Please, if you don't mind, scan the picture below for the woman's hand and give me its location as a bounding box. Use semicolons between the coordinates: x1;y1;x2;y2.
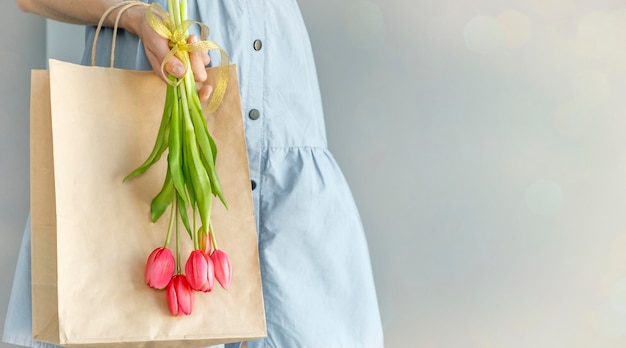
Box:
15;1;213;101
125;5;213;102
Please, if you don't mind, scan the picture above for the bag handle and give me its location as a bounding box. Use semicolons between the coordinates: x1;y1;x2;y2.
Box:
92;1;149;67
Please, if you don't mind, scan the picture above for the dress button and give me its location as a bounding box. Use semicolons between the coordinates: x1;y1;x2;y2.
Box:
251;180;257;191
253;39;263;51
248;109;261;120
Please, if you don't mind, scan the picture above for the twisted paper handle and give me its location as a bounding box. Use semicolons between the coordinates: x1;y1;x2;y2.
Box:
92;1;149;68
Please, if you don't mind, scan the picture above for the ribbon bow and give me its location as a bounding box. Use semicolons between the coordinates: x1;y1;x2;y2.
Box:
146;3;229;113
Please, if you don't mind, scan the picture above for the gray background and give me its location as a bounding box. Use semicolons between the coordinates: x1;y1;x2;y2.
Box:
4;0;626;347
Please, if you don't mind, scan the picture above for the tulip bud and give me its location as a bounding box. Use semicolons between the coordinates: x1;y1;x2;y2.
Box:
145;247;176;290
211;249;232;290
184;250;214;292
166;275;195;316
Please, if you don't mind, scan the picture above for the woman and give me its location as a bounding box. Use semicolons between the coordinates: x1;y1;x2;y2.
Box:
4;1;383;347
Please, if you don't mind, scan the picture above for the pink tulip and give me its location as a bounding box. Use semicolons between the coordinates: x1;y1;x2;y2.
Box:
166;275;195;316
144;247;175;290
185;250;214;292
211;249;232;290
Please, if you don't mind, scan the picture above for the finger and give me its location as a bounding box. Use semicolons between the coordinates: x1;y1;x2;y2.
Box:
147;49;186;81
198;84;213;103
187;34;209;67
188;35;208;83
164;56;186;78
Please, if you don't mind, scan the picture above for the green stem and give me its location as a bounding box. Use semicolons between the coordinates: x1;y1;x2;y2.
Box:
170;0;182;26
163;190;176;248
209;222;218;252
183;59;197;108
180;0;188;23
192;206;199;251
175;195;181;274
168;0;177;25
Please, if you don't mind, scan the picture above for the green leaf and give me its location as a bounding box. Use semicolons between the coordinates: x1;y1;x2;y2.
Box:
206;132;227;209
181;136;196;206
123;88;173;182
188;101;228;209
177;192;193;240
168;86;188;205
150;169;174;222
181;104;212;233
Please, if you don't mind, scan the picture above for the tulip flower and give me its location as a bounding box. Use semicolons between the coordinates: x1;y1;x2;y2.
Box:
145;247;176;290
166;274;195;316
211;249;232;290
185;250;214;292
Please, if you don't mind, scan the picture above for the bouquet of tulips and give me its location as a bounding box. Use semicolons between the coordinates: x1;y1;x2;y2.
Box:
124;0;232;316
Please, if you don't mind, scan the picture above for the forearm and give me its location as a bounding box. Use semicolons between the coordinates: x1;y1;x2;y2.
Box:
16;0;142;34
17;0;209;83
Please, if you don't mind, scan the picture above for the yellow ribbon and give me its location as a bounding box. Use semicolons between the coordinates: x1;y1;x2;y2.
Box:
146;3;229;113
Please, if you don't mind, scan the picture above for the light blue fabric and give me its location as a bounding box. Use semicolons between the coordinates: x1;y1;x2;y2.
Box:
3;1;383;347
2;217;59;348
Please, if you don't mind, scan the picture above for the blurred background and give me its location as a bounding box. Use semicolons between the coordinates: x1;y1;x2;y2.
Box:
3;0;626;347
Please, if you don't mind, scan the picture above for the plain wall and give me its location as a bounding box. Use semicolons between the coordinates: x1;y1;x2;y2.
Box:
5;1;626;347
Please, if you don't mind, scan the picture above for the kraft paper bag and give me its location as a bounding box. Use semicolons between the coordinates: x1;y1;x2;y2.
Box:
30;59;266;347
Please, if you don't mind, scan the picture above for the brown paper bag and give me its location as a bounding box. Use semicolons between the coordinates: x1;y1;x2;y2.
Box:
30;59;266;347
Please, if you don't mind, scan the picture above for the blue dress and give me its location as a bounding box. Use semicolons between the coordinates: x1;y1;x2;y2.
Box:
3;1;383;347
